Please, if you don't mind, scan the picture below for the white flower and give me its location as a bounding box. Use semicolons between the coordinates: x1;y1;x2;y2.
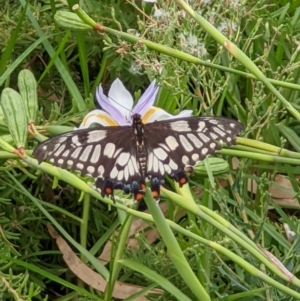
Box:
78;78;193;129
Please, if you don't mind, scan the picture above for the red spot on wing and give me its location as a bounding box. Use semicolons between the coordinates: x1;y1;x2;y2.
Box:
136;193;144;202
179;177;187;185
105;187;112;194
151;190;159;199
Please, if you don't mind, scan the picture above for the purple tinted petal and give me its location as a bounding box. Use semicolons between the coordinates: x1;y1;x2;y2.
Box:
96;85;127;125
133;80;159;116
108;78;133;119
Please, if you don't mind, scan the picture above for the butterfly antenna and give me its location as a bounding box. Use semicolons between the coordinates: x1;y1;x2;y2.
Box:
107;95;134;114
104;81;159;119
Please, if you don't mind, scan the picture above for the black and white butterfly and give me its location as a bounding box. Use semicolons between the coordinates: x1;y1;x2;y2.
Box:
33;114;243;201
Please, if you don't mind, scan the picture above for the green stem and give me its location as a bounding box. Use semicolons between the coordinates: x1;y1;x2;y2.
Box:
219;149;300;165
143;189;211;301
175;0;300;122
80;193;90;261
14;159;300;298
71;8;300;95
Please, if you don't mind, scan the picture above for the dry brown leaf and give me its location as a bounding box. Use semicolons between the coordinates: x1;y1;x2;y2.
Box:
269;175;297;199
47;224;162;300
37;87;60;103
258;245;294;281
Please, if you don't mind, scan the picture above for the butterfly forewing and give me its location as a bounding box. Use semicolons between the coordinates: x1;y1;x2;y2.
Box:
33;125;141;185
144;117;243;175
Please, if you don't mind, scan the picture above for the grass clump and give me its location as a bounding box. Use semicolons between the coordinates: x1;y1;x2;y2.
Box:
1;0;300;300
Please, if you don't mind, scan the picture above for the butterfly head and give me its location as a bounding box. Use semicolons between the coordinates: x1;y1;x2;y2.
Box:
131;113;143;124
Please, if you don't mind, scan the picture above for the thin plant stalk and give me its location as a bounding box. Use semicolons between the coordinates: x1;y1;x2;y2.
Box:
71;5;300;95
175;0;300;122
143;189;211;301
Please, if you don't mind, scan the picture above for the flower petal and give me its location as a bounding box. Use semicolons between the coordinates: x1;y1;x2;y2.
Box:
133;80;159;117
142;107;172;123
77;110;118;129
108;78;133;120
170;110;193;119
96;85;127;125
142;107;193;123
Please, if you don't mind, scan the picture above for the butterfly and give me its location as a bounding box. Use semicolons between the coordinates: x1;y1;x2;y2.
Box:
33;113;243;201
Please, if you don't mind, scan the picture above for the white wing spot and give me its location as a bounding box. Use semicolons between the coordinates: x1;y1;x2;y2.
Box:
164;164;172;174
213;127;226;137
124;166;129;181
159;143;170;151
71;135;81;146
113;148;123;158
159;161;165;175
182;155;189;165
227;137;232;142
87;130;107;143
192;153;199;161
198;133;210;143
58;158;64;164
53;144;61;152
217;124;225;130
50;158;54;163
98;165;104;176
165;136;179;151
208;119;218;125
187;133;203;148
153;156;159;173
67;160;73;166
62;150;70;157
169;159;178;170
153;147;168;160
170;120;191;132
179;135;193;152
42;145;47;151
132;158;139;173
116;152;130;167
128;159;135;176
104;143;116;158
201;148;208;155
76;163;84;170
198;121;206;131
91;145;101;163
210;133;218;140
110;166;118;179
58;137;67;143
148;152;154;169
87;166;95;174
71;147;82;159
54;145;66;157
210;143;216;149
230;123;236;128
117;170;124;181
80;145;93;162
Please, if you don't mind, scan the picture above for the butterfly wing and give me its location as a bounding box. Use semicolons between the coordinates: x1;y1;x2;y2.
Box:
33;125;143;199
33;115;243;201
144;116;243;186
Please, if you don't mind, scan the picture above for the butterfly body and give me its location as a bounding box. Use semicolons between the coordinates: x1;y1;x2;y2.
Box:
33;114;243;201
